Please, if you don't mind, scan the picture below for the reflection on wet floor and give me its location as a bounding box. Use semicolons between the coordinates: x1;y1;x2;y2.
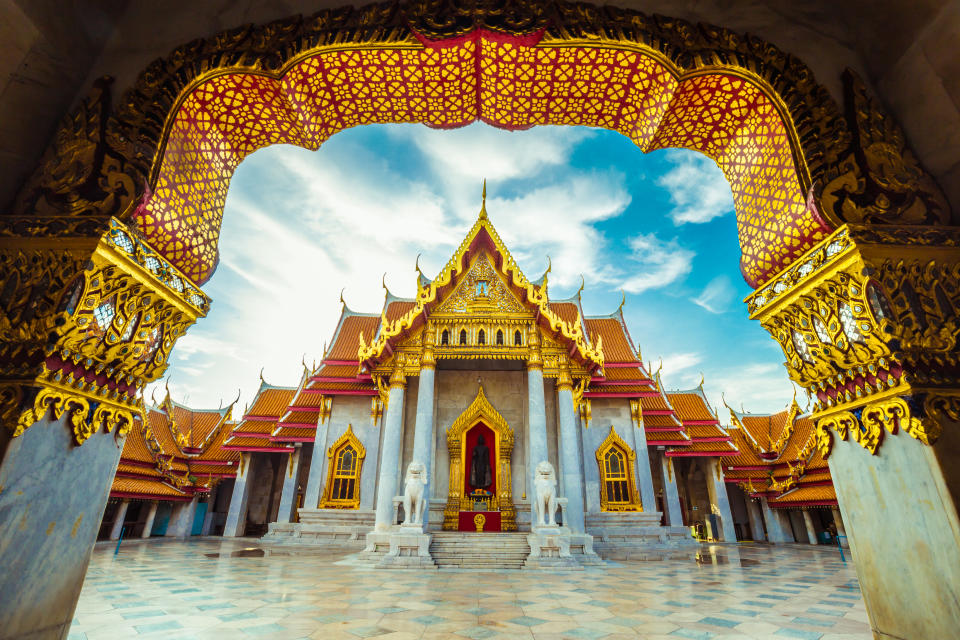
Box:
71;538;870;639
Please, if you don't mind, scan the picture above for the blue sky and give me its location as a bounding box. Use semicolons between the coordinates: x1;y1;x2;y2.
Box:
147;122;798;417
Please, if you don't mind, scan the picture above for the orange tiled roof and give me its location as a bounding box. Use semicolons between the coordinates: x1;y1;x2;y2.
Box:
643;414;684;428
111;477;187;499
549;301;581;326
246;386;296;417
315;364;360;378
281;410;320;424
668;392;719;423
584;317;637;362
272;427;317;440
600;366;652;382
385;300;416;322
770;484;837;506
329;314;381;361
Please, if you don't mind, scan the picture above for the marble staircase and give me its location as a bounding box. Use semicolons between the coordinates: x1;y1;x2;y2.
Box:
429;532;530;569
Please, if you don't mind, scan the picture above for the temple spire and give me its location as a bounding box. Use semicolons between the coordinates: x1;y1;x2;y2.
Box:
479;179;488;220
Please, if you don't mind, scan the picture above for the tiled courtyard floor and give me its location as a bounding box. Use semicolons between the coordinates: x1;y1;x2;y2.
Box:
69;539;869;640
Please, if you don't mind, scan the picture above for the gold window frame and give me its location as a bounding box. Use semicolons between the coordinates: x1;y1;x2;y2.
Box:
319;424;366;509
596;426;642;512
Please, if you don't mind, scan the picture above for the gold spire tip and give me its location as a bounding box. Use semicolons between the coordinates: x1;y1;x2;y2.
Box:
479;179;488;220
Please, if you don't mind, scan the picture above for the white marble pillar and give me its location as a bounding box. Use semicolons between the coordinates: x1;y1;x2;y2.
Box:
555;363;585;533
409;333;436;531
109;499;130;540
166;496;198;538
276;446;303;523
374;360;407;530
831;506;848;546
526;334;549;522
141;501;158;538
760;497;789;543
223;453;253;537
802;509;819;544
304;408;333;510
659;453;684;526
745;498;766;542
705;458;738;542
630;409;657;510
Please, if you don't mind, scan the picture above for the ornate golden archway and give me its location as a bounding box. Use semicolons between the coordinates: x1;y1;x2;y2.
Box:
442;384;516;531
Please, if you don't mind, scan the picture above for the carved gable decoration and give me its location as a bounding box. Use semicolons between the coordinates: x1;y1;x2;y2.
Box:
434;253;527;315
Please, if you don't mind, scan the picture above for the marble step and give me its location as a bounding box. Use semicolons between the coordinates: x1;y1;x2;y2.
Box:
430;532;530;568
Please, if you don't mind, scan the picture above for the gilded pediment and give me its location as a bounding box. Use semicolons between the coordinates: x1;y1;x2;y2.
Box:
433;252;528;316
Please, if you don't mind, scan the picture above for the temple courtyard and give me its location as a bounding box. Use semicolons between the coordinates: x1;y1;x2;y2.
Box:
68;540;869;640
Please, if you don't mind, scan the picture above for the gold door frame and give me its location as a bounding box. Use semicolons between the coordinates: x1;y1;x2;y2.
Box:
443;384;516;531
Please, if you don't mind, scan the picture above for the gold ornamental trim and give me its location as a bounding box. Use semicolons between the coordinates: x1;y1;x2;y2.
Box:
319;424;366;509
595;426;643;512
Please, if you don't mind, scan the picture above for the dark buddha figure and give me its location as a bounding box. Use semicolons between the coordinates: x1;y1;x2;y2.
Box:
469;434;492;489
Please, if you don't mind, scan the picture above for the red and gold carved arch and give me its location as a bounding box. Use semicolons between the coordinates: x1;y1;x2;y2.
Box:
137;34;828;287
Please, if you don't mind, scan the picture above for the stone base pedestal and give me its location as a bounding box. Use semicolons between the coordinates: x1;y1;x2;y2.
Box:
260;509;374;551
374;525;436;569
586;511;697;561
524;527;600;569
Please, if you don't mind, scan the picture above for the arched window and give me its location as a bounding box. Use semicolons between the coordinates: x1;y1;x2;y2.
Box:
477;329;485;345
496;329;504;346
596;427;641;512
514;329;522;346
460;329;468;345
441;329;449;345
320;425;366;508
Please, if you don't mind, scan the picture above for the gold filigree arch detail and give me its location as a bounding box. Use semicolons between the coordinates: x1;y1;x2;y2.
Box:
442;384;516;531
595;426;642;512
319;424;366;509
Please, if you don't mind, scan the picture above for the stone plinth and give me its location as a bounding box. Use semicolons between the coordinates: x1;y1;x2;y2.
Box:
524;526;601;569
374;525;436;569
586;511;697;561
260;509;374;550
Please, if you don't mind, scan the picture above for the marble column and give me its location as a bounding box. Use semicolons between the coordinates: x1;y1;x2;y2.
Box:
831;506;848;546
526;332;549;522
630;405;657;511
109;499;130;540
760;497;789;543
276;445;303;523
409;332;436;531
166;496;198;538
802;509;818;544
745;498;766;542
659;453;684;527
141;501;159;538
374;358;407;531
223;453;253;537
0;411;127;640
705;458;737;542
304;408;333;510
555;361;585;533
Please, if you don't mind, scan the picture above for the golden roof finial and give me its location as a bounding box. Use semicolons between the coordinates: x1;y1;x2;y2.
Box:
479;179;488;220
617;290;626;314
577;274;585;297
259;367;266;384
339;287;346;307
698;371;705;388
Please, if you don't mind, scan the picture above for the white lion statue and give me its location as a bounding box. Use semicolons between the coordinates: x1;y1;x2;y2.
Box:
533;460;558;528
402;461;427;526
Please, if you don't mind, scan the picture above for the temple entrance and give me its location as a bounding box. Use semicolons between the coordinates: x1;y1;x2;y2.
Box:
443;385;516;532
458;422;499;532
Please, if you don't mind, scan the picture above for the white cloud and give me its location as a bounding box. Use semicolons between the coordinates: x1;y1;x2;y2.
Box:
692;275;736;314
657;150;735;225
620;233;694;294
659;352;702;374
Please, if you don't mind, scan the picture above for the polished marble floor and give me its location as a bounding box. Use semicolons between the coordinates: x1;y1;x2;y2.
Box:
69;539;870;640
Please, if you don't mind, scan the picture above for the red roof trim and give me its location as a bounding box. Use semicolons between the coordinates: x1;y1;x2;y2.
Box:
110;491;191;502
222;445;295;452
242;415;279;421
277;422;317;429
323;360;358;366
683;419;721;426
770;500;838;508
271;436;315;443
647;439;691;446
584;391;659;398
690;437;732;443
309;376;361;384
666;449;737;457
229;431;272;438
312;389;378;396
592;380;654;386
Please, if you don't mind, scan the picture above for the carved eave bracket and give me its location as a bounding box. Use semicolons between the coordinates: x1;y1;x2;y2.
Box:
749;222;960;457
0;216;209;445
